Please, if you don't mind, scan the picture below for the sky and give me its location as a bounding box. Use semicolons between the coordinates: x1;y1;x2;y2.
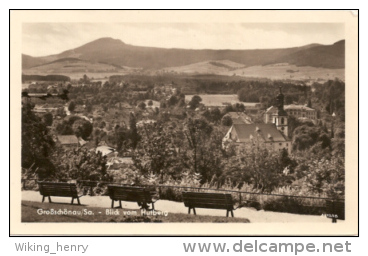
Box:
22;23;344;57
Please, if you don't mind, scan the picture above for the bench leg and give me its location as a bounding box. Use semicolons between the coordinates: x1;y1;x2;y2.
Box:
119;200;122;208
226;210;229;217
193;208;196;215
71;198;75;205
231;210;234;218
111;200;114;208
188;207;191;214
42;196;45;203
332;218;337;223
48;196;52;203
77;197;81;205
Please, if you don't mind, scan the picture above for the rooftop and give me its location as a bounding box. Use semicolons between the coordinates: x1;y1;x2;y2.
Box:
266;104;315;113
226;112;253;124
230;123;288;143
57;135;79;145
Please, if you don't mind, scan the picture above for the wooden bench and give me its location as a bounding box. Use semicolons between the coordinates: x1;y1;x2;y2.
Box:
107;185;158;210
182;191;238;217
325;200;345;223
38;181;83;205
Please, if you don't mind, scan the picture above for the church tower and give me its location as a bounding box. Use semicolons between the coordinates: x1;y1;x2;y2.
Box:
272;86;288;137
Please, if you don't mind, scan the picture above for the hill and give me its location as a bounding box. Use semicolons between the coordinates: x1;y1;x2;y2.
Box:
271;40;345;68
24;58;125;74
22;54;48;69
23;37;345;70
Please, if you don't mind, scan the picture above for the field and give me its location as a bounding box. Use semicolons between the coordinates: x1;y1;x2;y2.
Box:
162;62;345;82
229;64;345;81
22;58;139;81
161;60;245;74
185;94;243;107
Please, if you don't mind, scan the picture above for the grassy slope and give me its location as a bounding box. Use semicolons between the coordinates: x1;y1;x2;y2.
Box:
21;201;250;223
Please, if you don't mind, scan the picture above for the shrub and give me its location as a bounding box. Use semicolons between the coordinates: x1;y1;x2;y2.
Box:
262;196;325;215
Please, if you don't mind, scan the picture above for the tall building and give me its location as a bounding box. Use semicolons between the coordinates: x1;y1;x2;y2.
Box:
272;87;288;137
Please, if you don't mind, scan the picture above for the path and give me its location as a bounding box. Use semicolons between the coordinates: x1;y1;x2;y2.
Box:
22;191;333;223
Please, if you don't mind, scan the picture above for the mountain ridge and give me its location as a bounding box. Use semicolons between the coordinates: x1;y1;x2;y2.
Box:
22;38;345;70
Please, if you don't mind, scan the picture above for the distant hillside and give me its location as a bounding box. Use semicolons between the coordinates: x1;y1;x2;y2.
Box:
24;57;124;74
23;37;345;70
271;40;345;68
22;74;70;82
162;60;245;74
22;54;47;69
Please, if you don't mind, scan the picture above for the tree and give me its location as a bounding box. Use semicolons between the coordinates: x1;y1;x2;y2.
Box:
167;95;178;106
51;147;111;182
56;121;74;135
287;115;302;139
184;117;213;174
221;115;233;126
92;128;106;147
292;124;331;151
138;101;146;110
99;121;106;129
114;126;128;151
132;123;177;182
72;119;93;140
22;103;55;170
68;101;76;112
160;101;167;108
300;156;344;198
85;104;92;113
129;112;139;148
188;95;202;109
82;74;90;83
203;108;222;123
42;112;53;126
177;98;185;107
307;98;312;108
222;145;286;192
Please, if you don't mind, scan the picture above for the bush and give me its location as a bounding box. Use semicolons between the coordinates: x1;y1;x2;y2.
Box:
158;187;183;202
262;197;325;215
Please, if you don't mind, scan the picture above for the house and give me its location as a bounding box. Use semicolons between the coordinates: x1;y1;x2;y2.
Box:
57;135;79;149
225;112;253;124
115;102;133;110
223;123;291;154
106;155;134;170
264;104;317;124
136;119;156;127
96;145;116;157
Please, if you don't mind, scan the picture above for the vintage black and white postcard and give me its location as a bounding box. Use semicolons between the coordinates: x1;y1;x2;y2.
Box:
10;10;358;235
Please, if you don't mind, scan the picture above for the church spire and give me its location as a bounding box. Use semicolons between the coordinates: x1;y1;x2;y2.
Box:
276;86;287;116
272;86;288;137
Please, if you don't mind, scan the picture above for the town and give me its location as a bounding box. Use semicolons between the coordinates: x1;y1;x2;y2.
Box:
21;71;345;222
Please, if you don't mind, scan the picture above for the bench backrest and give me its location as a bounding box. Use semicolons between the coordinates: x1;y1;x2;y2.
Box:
325;200;345;220
38;182;78;197
182;191;234;210
107;185;153;203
